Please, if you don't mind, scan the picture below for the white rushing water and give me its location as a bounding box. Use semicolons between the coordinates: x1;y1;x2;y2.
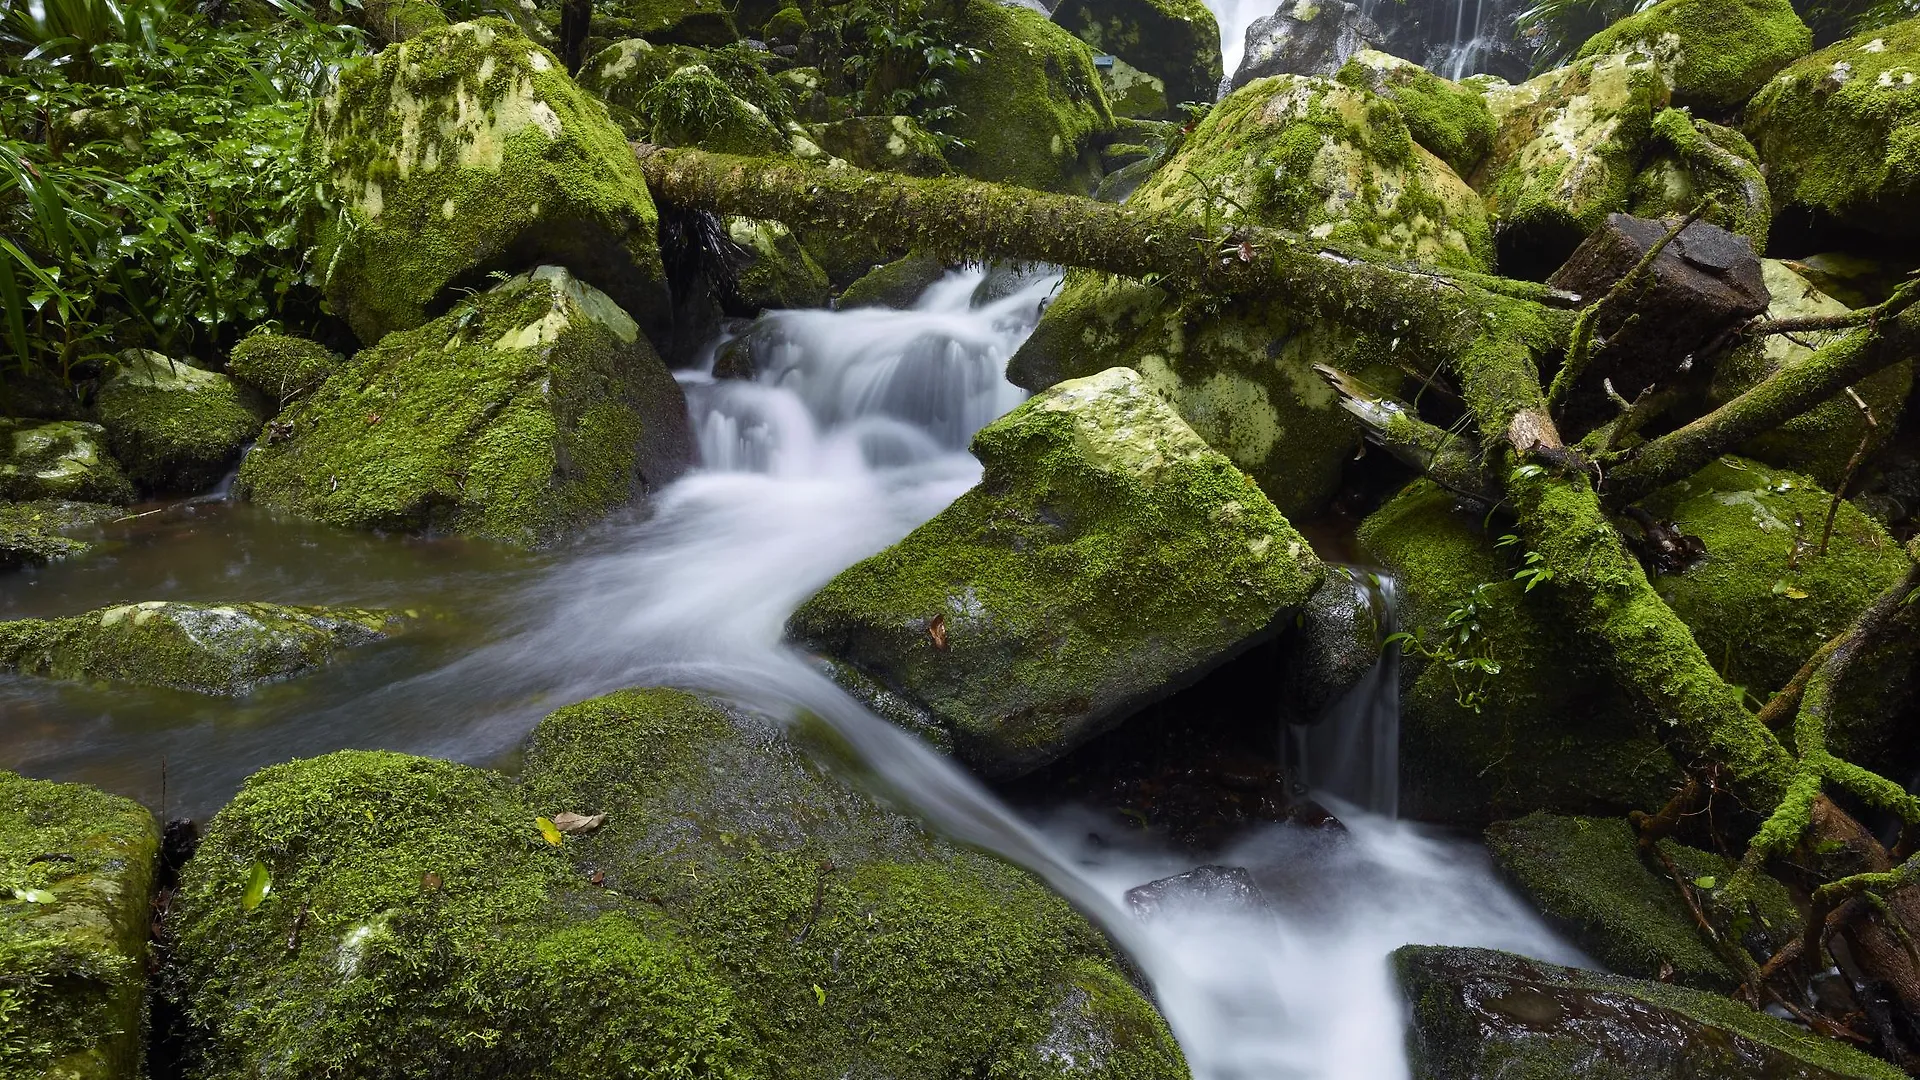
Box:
462;268;1582;1079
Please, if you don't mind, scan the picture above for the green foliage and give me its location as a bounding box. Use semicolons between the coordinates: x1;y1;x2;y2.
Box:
807;0;981;150
1388;583;1504;713
0;0;170;73
0;1;364;384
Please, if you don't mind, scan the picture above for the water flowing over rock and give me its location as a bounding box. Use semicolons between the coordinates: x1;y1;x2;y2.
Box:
1232;0;1381;86
0;601;404;696
236;266;692;548
306;19;671;345
1053;0;1224;110
1395;945;1906;1079
0;772;159;1080
94;350;264;495
0;420;134;505
1125;864;1272;919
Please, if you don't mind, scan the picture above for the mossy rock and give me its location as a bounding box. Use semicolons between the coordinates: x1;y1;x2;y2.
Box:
307;19;670;345
1626;110;1772;248
226;332;339;405
941;0;1116;193
165;691;1189;1078
1472;46;1672;270
796;226;912;291
0;771;158;1080
788;367;1324;778
1637;457;1915;768
0;600;403;696
1576;0;1811;110
576;37;706;112
1052;0;1222;111
1100;55;1172;120
805;115;951;176
644;63;790;154
1395;945;1906;1080
93;351;264;495
1337;49;1496;178
728;217;831;310
762;5;805;42
1709;261;1910;487
837;251;950;309
1485;812;1799;992
603;0;736;45
235;266;693;548
0;500;122;570
1359;480;1681;823
1745;17;1920;237
1008;271;1408;521
0;420;134;506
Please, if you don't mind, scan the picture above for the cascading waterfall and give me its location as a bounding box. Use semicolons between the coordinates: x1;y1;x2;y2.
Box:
1290;568;1401;818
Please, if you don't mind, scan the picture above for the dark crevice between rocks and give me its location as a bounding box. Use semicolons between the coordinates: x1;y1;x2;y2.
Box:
145;817;200;1080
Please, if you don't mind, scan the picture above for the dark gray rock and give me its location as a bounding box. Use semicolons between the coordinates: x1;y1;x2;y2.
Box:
1126;865;1270;919
1231;0;1380;88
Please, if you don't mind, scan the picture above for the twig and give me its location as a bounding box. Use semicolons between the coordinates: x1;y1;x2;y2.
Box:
1817;387;1876;557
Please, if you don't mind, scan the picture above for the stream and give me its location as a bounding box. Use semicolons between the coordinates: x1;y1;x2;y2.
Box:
0;268;1584;1079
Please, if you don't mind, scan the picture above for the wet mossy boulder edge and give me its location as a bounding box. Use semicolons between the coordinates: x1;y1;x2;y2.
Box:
1575;0;1810;111
93;350;265;495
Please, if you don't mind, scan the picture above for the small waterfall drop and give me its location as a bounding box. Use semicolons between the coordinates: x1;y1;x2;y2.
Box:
1290;568;1401;817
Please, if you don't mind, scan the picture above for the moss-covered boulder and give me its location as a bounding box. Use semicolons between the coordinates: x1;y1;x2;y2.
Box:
0;772;158;1080
0;420;134;506
1709;260;1910;487
1336;49;1497;178
1744;17;1920;237
597;0;735;46
837;251;949;309
226;332;339;405
1636;457;1915;767
165;690;1188;1079
93;350;264;495
1361;480;1681;823
644;63;789;154
1626;109;1772;248
0;600;403;696
806;115;951;176
942;0;1116;192
1576;0;1811;110
575;36;703;112
1485;812;1799;992
1100;56;1172;120
1472;46;1671;272
236;266;692;548
0;501;121;570
1395;946;1905;1080
1052;0;1223;111
307;19;670;345
788;367;1324;778
728;217;832;311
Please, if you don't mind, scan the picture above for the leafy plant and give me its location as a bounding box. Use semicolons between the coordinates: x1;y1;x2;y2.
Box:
1387;583;1505;713
1;0;171;74
808;0;981;151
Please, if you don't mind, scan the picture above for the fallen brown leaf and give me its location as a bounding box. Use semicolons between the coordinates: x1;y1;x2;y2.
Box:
928;613;948;653
552;811;607;835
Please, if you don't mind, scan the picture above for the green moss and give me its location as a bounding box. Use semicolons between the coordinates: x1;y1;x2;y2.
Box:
577;38;705;111
837;251;949;308
1577;0;1810;109
600;0;736;45
226;332;338;405
235;266;690;548
1628;110;1773;247
1745;16;1920;235
1337;50;1496;177
728;217;832;310
942;0;1116;193
0;600;402;696
789;367;1322;777
1359;481;1681;823
0;501;122;570
0;421;134;506
309;19;670;345
645;63;787;154
806;115;952;176
1636;457;1913;766
1051;0;1222;109
0;772;157;1080
762;5;805;41
93;350;264;495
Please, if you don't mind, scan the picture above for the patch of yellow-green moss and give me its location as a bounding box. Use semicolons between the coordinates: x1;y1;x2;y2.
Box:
0;501;122;570
728;217;832;310
226;332;339;406
92;351;264;496
1628;110;1772;247
1338;50;1496;178
942;0;1117;193
837;251;949;308
806;115;952;176
1577;0;1810;109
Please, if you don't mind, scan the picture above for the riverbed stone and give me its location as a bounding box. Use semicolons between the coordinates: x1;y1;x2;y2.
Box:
93;350;264;495
728;217;832;311
165;689;1189;1079
1744;17;1920;237
1052;0;1222;111
1395;945;1905;1079
788;367;1324;778
806;114;951;176
306;19;670;345
226;332;339;406
0;420;134;506
0;500;122;570
235;266;692;548
1576;0;1810;111
943;0;1116;193
0;771;159;1080
838;251;950;309
0;600;403;696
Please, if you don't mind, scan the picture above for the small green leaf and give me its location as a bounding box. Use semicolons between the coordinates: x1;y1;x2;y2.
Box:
12;888;56;905
535;817;564;846
1692;875;1718;890
812;983;827;1006
1771;580;1809;600
241;861;272;911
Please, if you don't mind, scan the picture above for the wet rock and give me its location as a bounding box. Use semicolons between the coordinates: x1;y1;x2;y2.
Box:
0;771;159;1080
0;500;122;570
1278;566;1385;724
93;350;265;495
165;689;1188;1079
1485;812;1799;991
1232;0;1380;87
971;260;1061;307
789;366;1324;779
1052;0;1223;110
306;20;670;345
942;0;1117;193
1576;0;1810;110
1544;213;1769;435
1336;50;1496;177
838;251;950;309
1744;16;1920;238
226;332;339;406
1098;54;1172;119
1394;945;1905;1079
1125;865;1270;920
1709;259;1911;489
0;420;135;505
727;217;832;312
235;266;692;548
0;600;404;696
807;115;952;176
